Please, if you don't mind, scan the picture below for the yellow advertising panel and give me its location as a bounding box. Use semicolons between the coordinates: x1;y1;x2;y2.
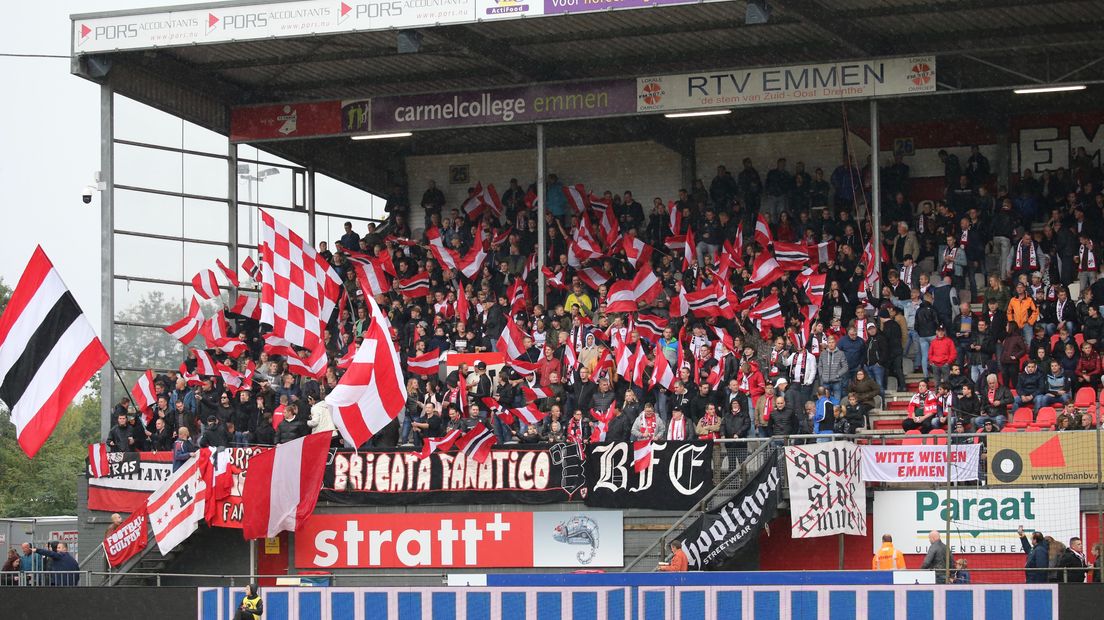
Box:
987;431;1102;485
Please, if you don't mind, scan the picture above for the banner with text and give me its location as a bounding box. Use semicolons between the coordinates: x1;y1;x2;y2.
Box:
872;488;1080;555
785;441;866;538
87;451;174;513
76;0;732;52
987;431;1102;486
104;511;149;567
320;444;585;505
675;451;780;570
208;447;268;528
583;441;713;510
861;444;981;483
637;56;936;113
295;510;623;568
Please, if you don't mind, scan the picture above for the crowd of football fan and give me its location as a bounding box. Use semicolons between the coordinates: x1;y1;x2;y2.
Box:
101;147;1104;466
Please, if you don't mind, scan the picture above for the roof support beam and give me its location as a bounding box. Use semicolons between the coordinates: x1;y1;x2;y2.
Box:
433;25;559;82
770;0;880;58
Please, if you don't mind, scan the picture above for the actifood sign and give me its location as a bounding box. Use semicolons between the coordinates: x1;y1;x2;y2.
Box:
873;488;1079;555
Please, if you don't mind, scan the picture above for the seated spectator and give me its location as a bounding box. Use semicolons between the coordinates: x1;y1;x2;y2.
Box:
1014;361;1046;413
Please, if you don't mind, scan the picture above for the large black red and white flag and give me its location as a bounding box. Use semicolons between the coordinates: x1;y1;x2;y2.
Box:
0;247;109;458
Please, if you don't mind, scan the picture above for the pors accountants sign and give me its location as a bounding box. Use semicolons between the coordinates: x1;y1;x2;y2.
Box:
636;56;936;113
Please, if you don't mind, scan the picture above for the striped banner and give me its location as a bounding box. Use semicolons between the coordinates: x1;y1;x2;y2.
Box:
197;584;1057;620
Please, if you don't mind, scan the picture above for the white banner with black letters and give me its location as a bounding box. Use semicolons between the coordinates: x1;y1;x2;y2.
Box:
583;441;713;510
675;450;780;570
785;441;866;538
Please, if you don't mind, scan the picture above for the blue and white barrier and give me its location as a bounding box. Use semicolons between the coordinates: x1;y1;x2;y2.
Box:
198;579;1057;620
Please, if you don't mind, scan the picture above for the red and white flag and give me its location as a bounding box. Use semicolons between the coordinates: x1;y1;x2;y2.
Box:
750;250;785;288
567;224;603;267
344;249;392;297
606;266;662;313
509;403;546;425
200;311;229;347
862;239;883;294
164;298;205;345
455;423;496;463
669;200;682;235
797;271;827;307
506;358;540;377
425;227;460;271
241;256;260;281
259;210;341;350
805;240;837;267
407;349;441;376
461;182;503;220
229;294;262;321
682;228;696;270
457;235;489;280
542;267;567;291
146;452;208;554
651;348;676;390
325;298;408;448
395;272;431;298
634;313;668;342
241;433;330;539
773;241;810;271
563;184;588;215
266;344;328;379
0;247;109;458
88;443;111;477
577;265;611;291
192;269;221;300
179;363;202;387
419;428;462;459
754;214;774;248
214;259;240;287
131;369;156;415
670;283;689;317
191;349;217;376
496;313;528;360
633;440;654;473
521;385;553;401
622;235;653;269
686;285;725;318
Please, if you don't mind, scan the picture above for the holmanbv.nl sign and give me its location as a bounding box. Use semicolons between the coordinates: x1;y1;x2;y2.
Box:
74;0;729;53
872;488;1080;555
295;511;623;568
637;56;936;113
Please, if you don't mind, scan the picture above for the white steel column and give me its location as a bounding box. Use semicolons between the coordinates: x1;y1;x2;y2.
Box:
870;99;882;301
536;124;547;307
100;83;115;438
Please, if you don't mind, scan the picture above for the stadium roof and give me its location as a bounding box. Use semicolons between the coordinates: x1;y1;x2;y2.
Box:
71;0;1104;194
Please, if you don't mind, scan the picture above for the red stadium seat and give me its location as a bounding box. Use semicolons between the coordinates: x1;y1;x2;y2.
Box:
902;430;924;446
1049;334;1060;349
1001;425;1019;432
929;428;947;445
1074;387;1096;409
1031;407;1057;430
1009;407;1034;429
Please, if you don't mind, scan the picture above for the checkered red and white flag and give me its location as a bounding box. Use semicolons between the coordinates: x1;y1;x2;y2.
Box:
259;210;341;350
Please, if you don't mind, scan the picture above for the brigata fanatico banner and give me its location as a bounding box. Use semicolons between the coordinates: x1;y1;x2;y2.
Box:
860;444;981;483
637;56;936;113
321;444;586;505
785;441;866;538
675;451;780;570
583;441;713;510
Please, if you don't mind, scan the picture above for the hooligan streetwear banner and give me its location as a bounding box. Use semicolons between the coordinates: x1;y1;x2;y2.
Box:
103;511;149;567
674;451;780;570
320;443;587;505
583;441;713;510
860;444;981;483
785;441;866;538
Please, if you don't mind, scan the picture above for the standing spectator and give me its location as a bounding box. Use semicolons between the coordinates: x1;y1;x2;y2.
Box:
172;427;197;471
3;548;21;585
951;559;971;584
657;540;689;572
35;543;79;586
1019;527;1050;583
920;530;951;583
1056;537;1090;583
235;584;264;620
817;336;848;402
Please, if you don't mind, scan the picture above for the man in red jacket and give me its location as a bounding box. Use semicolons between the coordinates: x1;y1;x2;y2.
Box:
928;326;957;388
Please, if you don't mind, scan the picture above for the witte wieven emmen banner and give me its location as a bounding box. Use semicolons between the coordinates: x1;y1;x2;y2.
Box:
861;444;981;483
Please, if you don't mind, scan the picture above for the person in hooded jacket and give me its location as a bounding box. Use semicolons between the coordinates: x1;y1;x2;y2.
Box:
1020;526;1050;583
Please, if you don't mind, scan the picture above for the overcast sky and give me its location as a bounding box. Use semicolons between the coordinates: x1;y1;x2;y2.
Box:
0;1;381;329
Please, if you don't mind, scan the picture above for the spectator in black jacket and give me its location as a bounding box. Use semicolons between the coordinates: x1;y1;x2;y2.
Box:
199;415;229;448
149;418;174;452
276;403;306;444
1055;537;1090;583
35;543;79;586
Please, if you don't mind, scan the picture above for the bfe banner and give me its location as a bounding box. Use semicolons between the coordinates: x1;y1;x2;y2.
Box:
785;441;866;538
87;451;174;512
295;511;623;568
583;441;713;510
675;451;780;570
860;444;981;483
103;511;149;567
321;444;586;505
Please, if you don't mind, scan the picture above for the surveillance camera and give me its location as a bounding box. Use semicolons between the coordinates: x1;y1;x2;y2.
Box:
82;186;96;204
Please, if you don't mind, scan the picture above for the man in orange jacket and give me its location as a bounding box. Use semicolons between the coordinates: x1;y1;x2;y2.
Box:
873;534;907;570
658;540;689;572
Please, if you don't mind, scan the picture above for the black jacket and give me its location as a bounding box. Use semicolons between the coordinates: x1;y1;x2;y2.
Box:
276;417;305;444
721;411;751;438
915;303;939;337
605;413;635;443
1055;548;1089;583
